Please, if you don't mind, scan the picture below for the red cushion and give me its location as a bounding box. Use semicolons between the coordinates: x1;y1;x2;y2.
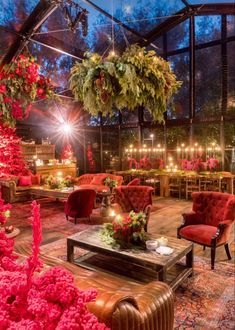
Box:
179;224;218;246
31;174;41;185
90;174;106;185
18;176;32;186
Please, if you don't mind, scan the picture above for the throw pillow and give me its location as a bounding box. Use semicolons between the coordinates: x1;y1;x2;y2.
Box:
31;174;41;185
18;176;32;186
90;174;106;185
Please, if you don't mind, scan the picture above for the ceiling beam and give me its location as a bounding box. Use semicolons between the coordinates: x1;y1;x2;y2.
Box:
193;3;235;15
2;0;60;65
30;34;84;60
139;3;235;47
139;8;190;47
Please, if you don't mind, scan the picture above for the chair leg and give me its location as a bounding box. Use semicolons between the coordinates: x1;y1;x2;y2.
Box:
203;246;206;250
224;243;232;260
74;217;77;225
66;215;68;221
211;247;216;270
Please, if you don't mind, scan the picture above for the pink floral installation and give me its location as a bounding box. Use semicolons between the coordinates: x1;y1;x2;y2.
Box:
207;157;219;171
0;199;109;330
128;157;139;169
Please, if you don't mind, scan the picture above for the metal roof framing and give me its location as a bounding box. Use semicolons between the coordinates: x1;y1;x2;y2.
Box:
2;0;60;65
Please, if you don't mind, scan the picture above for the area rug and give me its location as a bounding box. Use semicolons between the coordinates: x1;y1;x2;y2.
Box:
40;239;235;330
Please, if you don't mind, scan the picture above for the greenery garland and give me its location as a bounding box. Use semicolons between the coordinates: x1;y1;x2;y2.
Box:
70;45;182;123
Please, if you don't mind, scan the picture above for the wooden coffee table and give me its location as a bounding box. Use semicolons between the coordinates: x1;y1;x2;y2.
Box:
30;186;76;200
67;225;193;290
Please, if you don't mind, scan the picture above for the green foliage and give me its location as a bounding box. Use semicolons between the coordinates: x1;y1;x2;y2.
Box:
70;45;182;123
104;177;118;188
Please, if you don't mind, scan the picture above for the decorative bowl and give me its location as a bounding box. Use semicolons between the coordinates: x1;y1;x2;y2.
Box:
146;240;159;250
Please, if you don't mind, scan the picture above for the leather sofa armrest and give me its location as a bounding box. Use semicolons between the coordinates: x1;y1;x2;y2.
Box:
0;180;17;202
79;280;174;330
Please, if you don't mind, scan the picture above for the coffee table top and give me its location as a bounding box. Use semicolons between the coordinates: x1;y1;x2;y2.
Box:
67;225;193;271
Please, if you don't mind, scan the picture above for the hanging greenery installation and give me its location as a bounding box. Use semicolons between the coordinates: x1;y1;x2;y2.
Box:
70;45;182;123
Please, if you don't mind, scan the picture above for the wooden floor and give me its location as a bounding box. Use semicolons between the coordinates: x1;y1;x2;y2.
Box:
12;196;235;267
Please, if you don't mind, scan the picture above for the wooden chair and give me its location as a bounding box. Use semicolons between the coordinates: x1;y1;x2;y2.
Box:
185;176;201;200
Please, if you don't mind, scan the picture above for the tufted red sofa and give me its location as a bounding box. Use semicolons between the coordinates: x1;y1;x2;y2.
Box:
178;191;235;269
75;173;123;192
113;186;153;231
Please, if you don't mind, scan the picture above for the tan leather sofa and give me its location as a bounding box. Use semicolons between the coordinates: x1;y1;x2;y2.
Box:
0;178;37;203
15;242;174;330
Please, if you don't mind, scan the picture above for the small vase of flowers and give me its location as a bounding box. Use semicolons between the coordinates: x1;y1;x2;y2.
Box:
100;211;147;248
104;177;118;192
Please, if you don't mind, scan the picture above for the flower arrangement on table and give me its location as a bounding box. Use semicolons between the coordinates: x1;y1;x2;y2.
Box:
104;177;118;190
45;175;75;189
0;55;54;127
0;199;109;329
100;211;147;248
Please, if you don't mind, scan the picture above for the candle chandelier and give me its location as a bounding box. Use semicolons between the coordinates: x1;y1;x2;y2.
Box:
61;0;89;35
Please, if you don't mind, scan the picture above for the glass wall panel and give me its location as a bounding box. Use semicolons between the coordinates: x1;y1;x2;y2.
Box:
224;122;235;172
166;126;190;167
102;112;119;125
102;128;119;171
0;0;38;31
195;46;221;118
195;16;221;45
90;0;185;36
167;52;190;119
167;19;189;52
0;29;18;58
148;36;163;56
227;15;235;38
85;129;101;172
121;109;138;124
28;41;76;90
121;127;139;170
227;41;235;114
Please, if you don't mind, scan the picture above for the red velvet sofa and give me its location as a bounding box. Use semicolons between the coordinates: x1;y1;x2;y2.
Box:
75;173;123;192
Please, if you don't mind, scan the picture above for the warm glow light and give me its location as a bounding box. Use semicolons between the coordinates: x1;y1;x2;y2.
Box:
110;210;116;217
60;123;73;135
150;134;154;138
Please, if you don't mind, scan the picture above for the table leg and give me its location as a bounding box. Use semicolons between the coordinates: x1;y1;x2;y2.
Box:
186;247;194;271
158;267;167;282
67;240;74;262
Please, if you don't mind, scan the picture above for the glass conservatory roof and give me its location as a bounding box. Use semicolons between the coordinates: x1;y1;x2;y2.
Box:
0;0;234;61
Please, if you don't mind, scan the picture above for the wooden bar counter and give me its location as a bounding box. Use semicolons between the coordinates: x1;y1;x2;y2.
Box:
36;163;77;177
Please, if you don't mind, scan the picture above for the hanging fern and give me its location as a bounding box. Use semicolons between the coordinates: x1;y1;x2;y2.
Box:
70;45;182;123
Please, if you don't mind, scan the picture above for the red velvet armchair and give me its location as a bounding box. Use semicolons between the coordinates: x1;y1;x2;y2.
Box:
113;186;153;231
177;191;235;269
127;178;140;186
64;189;96;224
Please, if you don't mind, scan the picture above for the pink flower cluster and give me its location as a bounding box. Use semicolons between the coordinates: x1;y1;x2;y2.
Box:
0;200;109;330
207;157;219;171
180;158;203;171
0;55;54;126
